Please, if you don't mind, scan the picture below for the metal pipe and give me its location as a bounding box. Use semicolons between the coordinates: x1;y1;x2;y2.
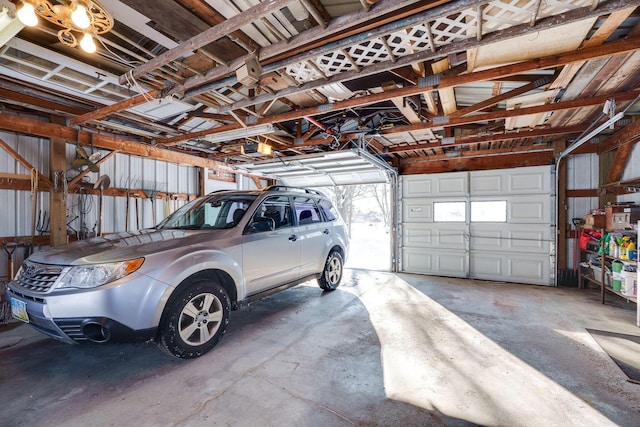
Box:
554;109;625;286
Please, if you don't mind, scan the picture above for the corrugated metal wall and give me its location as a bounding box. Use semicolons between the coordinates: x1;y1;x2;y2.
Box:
68;150;200;236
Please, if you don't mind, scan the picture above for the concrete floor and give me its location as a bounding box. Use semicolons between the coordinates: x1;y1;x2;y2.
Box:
1;270;639;427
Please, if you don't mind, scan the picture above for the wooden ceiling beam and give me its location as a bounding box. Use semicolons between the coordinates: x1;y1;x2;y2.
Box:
119;0;300;84
0;113;231;173
399;150;553;174
174;0;255;51
69;89;161;127
449;75;552;118
213;0;633;113
0;88;87;117
161;38;640;146
599;116;640;152
386;125;586;153
0;138;53;189
75;0;630;130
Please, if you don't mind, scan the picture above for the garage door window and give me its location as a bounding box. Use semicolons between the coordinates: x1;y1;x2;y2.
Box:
471;201;507;222
434;202;465;222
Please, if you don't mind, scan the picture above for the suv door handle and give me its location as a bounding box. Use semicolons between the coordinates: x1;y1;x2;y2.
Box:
289;235;298;242
323;229;330;234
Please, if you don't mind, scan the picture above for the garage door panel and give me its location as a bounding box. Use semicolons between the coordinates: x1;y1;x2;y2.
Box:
435;251;467;275
471;166;551;195
403;176;433;198
436;226;467;248
402;199;432;222
470;251;550;285
471;174;503;194
402;249;432;273
471;224;550;253
509;196;551;223
437;174;468;195
509;169;550;194
400;165;553;286
402;224;432;246
403;172;467;197
403;249;466;277
470;253;502;276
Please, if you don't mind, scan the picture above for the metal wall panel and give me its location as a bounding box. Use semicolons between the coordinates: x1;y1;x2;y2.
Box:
620;143;640;204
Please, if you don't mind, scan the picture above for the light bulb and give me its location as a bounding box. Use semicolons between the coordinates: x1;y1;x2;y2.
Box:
71;4;91;29
17;2;38;27
80;33;96;53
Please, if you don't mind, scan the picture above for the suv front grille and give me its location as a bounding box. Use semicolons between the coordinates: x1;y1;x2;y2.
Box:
14;260;65;293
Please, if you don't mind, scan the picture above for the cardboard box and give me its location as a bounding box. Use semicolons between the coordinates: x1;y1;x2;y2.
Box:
606;206;628;230
607;206;640;229
584;214;606;229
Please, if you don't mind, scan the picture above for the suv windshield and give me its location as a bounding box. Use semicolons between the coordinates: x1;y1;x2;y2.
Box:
157;194;257;230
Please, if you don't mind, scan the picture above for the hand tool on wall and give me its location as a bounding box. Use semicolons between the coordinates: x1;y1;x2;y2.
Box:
135;193;140;230
2;241;17;280
93;175;110;236
36;210;50;235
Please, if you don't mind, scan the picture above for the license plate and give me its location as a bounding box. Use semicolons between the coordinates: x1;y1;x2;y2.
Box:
10;298;29;323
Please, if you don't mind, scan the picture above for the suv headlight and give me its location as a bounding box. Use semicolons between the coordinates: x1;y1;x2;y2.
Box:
56;258;144;289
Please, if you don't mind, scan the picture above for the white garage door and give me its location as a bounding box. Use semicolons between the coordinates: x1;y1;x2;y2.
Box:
399;165;555;286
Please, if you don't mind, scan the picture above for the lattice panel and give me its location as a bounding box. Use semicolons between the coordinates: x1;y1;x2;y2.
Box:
316;50;357;76
283;0;593;84
430;9;478;44
285;62;324;83
348;39;392;67
387;24;434;57
476;0;590;34
482;0;539;32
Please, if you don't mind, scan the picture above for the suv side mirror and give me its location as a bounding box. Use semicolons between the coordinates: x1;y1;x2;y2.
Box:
249;216;275;233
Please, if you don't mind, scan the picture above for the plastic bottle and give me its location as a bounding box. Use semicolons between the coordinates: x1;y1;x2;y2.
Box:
609;237;618;258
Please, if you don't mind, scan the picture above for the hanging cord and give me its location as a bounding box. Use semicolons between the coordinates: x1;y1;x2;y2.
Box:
124;71;155;102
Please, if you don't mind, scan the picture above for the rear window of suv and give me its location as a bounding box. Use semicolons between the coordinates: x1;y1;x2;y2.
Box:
293;196;322;225
318;199;338;221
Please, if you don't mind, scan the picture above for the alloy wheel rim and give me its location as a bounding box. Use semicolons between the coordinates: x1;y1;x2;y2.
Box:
178;292;223;345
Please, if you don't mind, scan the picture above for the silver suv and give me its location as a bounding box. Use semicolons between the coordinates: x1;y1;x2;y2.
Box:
7;186;349;358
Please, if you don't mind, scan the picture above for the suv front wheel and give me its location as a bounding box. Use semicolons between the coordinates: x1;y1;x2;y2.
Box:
158;280;230;358
318;250;343;291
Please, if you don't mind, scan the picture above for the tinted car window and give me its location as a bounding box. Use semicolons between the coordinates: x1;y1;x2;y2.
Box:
248;196;293;232
318;199;338;222
293;196;322;225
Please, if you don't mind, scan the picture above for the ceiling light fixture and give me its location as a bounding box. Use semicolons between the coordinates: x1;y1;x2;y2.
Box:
242;142;273;156
16;0;112;53
203;123;275;144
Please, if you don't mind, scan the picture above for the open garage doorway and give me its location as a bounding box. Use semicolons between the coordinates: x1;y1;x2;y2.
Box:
318;183;392;272
240;150;397;272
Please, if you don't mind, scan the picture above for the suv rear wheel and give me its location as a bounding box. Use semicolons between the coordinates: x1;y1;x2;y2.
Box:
318;250;343;291
158;280;230;358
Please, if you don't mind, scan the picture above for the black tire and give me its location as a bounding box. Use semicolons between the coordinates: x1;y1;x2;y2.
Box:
158;280;230;359
318;250;343;291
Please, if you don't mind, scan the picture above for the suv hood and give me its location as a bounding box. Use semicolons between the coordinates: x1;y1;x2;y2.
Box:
28;230;222;265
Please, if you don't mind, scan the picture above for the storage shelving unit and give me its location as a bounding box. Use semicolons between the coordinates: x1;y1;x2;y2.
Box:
577;227;637;310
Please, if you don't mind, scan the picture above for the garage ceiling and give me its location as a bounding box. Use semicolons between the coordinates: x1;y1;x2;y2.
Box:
0;0;639;179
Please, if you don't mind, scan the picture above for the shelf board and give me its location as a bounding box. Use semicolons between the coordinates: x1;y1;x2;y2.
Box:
604;286;637;304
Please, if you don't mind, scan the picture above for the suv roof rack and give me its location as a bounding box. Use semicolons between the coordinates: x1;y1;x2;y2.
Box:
264;185;322;196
